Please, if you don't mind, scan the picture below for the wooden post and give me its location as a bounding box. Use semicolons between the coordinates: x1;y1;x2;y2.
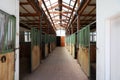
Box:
71;24;73;34
77;0;80;49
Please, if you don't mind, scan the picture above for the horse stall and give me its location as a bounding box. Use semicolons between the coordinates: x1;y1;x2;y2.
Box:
41;34;56;59
19;31;31;79
66;34;76;59
77;26;90;77
49;35;56;52
19;28;41;79
0;10;16;80
41;33;46;59
77;23;96;79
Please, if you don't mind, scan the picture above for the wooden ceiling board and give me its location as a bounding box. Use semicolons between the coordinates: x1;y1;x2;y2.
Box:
20;17;28;20
27;17;36;20
20;0;27;3
20;6;28;13
83;6;95;13
90;0;96;4
23;5;36;13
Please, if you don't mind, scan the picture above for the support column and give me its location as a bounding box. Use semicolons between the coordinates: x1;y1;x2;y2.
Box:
71;24;74;34
76;0;80;57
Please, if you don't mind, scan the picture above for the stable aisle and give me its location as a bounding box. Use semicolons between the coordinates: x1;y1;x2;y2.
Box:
23;47;88;80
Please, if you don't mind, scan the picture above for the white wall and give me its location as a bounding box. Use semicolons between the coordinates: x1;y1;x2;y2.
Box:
97;0;120;80
0;0;19;80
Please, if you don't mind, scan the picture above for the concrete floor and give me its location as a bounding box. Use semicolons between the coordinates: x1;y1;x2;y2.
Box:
22;47;88;80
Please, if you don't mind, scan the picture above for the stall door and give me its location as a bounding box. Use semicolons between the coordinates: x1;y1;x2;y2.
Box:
0;10;16;80
31;28;40;71
61;36;65;47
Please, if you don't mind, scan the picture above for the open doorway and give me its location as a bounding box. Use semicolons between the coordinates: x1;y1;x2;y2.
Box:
90;24;96;80
19;29;31;79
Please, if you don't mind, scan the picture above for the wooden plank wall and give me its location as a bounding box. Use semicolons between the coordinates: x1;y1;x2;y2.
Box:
31;46;40;71
77;46;90;77
0;52;14;80
71;44;75;58
45;44;48;57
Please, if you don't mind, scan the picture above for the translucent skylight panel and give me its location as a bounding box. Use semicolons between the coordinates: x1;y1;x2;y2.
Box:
45;1;50;6
50;0;57;4
62;16;66;19
70;1;74;6
63;0;70;5
62;7;68;11
55;16;59;19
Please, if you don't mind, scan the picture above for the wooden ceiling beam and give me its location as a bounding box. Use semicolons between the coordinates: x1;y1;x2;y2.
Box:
27;0;40;13
20;5;30;13
20;20;47;23
42;0;56;31
53;19;68;21
20;13;40;16
62;4;73;10
67;0;77;26
81;14;96;16
82;6;96;21
26;23;48;25
68;0;91;30
47;4;59;10
58;0;62;25
20;23;31;30
47;4;73;11
62;14;70;18
49;11;71;14
88;4;96;6
78;0;91;15
20;2;29;5
52;14;70;19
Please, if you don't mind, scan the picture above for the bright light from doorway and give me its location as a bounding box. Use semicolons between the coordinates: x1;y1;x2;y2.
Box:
56;29;66;36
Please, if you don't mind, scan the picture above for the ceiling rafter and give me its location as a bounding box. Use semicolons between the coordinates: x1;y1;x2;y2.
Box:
27;0;40;13
49;11;72;14
20;2;29;5
67;0;77;26
20;13;40;16
67;0;91;30
58;0;62;25
42;0;56;31
47;4;73;11
82;6;96;21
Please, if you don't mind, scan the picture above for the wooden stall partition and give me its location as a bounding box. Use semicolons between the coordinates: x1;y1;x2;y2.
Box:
0;10;16;80
50;43;52;53
53;42;56;49
31;28;41;72
31;46;40;71
77;25;90;77
0;52;14;80
71;44;75;58
77;46;90;77
51;42;55;51
45;44;48;57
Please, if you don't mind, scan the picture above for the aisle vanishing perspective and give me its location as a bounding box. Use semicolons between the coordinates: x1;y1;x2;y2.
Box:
22;47;88;80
